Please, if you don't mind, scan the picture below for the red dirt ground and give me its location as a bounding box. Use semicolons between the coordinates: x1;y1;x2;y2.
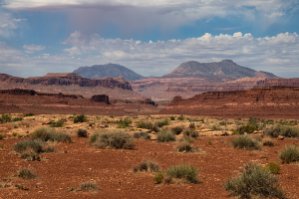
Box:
0;135;298;199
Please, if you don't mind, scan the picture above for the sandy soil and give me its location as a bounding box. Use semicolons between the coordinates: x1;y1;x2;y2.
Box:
0;115;298;199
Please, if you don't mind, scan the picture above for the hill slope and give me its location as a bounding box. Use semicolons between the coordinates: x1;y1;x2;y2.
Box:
73;63;143;81
164;60;276;80
0;73;144;100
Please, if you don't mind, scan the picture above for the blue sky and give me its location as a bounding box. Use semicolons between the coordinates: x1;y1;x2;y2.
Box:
0;0;299;77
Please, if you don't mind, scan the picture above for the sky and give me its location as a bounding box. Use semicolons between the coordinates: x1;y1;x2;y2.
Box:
0;0;299;77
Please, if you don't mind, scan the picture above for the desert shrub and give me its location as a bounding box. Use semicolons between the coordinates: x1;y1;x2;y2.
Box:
155;119;169;128
0;114;12;123
232;136;260;150
133;132;150;140
31;127;71;143
14;140;44;154
116;118;132;128
265;162;281;175
0;134;4;140
48;119;65;127
24;113;34;117
177;115;185;121
15;184;29;191
79;182;98;192
12;117;23;122
225;163;285;199
157;131;175;142
18;169;36;180
166;165;198;184
263;138;275;147
20;151;41;161
264;126;299;138
73;114;87;123
91;132;134;149
279;145;299;164
77;129;88;138
183;129;199;139
189;123;196;129
177;142;195;153
234;118;260;135
137;121;154;129
154;172;164;184
170;116;176;120
133;161;160;172
171;126;184;135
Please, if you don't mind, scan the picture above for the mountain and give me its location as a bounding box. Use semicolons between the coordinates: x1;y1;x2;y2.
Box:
164;60;276;80
0;73;144;100
132;60;278;101
73;63;143;81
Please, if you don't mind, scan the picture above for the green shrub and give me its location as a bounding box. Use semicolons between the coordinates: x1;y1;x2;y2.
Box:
20;151;41;161
24;113;34;117
73;114;87;123
116;118;132;128
177;115;185;121
48;119;65;127
15;184;29;191
77;129;88;138
170;116;176;120
155;119;169;128
171;126;184;135
183;129;199;139
225;163;285;199
157;131;175;142
79;182;98;192
133;161;160;172
154;172;164;184
31;127;71;143
14;140;44;154
137;121;154;129
279;145;299;164
12;117;23;122
233;118;260;135
177;142;195;153
18;169;36;180
263;139;275;147
265;126;299;138
133;132;150;140
0;114;12;123
189;123;196;129
166;165;198;184
265;162;281;175
232;136;260;150
91;132;134;149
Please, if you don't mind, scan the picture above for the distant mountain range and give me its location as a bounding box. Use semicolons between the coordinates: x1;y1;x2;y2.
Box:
0;60;287;101
132;60;278;100
73;63;143;81
0;73;144;100
164;59;276;80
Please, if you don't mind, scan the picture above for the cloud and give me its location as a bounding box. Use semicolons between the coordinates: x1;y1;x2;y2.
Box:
3;0;298;35
0;12;24;38
0;31;298;77
23;44;45;53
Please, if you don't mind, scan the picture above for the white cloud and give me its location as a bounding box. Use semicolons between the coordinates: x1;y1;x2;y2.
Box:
0;12;24;38
0;32;298;77
3;0;297;33
23;44;45;53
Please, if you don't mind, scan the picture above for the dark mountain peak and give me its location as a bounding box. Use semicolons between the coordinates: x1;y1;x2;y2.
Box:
74;63;143;81
164;60;276;81
220;59;235;64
